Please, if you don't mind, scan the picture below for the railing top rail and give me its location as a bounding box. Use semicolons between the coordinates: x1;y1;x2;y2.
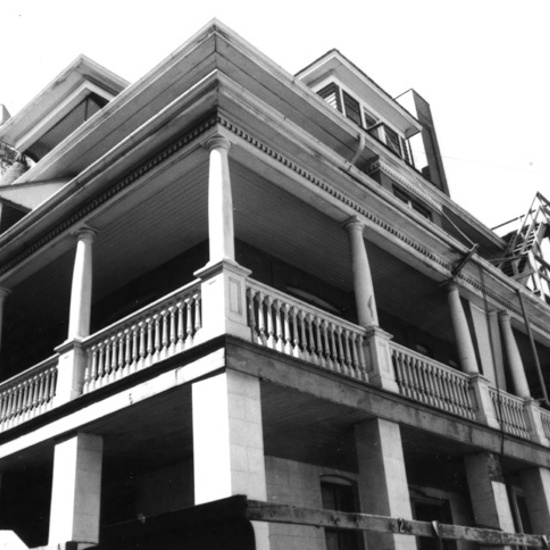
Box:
389;341;470;380
0;355;58;392
84;279;201;346
247;278;366;335
489;385;525;405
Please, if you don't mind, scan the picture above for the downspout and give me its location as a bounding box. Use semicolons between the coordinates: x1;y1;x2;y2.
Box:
348;131;365;168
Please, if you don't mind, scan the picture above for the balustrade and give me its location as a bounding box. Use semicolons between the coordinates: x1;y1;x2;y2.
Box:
83;282;201;393
540;409;550;441
489;388;531;439
391;343;475;420
0;356;58;431
246;280;367;381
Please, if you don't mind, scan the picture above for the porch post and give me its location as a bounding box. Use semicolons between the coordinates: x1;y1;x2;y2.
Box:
49;433;103;548
498;312;530;398
444;281;479;374
355;419;415;550
0;287;10;356
206;134;235;264
464;452;515;549
55;227;96;404
68;227;96;340
344;217;378;327
192;370;270;549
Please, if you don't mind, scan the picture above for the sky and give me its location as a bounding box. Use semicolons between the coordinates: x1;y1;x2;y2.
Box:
2;0;549;232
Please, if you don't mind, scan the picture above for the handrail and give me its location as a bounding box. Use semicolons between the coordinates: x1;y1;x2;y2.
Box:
246;279;368;381
389;342;475;420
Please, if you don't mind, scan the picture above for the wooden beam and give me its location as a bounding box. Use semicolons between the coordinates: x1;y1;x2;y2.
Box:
246;500;549;548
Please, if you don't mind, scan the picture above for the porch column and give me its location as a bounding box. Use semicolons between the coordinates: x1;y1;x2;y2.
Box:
498;312;530;398
445;281;479;374
55;228;96;404
464;452;515;549
192;370;270;549
0;287;10;356
206;135;235;264
355;419;415;550
344;217;378;326
519;467;550;533
68;227;96;340
49;433;103;548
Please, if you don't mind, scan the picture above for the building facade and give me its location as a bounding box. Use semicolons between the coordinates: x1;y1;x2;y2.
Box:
0;20;549;550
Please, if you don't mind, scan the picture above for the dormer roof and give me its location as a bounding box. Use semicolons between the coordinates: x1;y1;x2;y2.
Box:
0;55;128;161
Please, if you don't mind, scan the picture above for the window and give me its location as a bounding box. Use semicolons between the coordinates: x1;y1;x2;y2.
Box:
318;82;342;112
363;108;377;129
509;486;533;550
383;125;402;155
321;478;363;550
411;498;456;550
394;187;432;220
342;91;362;126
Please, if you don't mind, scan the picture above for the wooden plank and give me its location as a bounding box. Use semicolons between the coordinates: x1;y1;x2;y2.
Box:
246;500;549;547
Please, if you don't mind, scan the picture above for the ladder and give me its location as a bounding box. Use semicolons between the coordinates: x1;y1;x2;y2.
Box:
498;192;550;301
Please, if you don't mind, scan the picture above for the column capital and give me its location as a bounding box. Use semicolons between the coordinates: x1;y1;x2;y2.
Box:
0;287;11;301
72;225;97;242
205;134;231;152
441;278;459;292
343;216;365;233
497;310;512;322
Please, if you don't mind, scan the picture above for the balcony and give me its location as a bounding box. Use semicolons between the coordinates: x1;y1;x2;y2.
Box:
0;263;548;448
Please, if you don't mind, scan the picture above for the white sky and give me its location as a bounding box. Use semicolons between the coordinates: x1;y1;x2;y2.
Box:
2;0;549;231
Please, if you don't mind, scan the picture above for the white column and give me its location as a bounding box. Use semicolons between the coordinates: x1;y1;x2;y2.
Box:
498;312;530;398
0;287;10;356
464;452;515;549
344;217;378;326
355;419;415;550
445;281;479;374
49;433;103;547
520;467;550;534
192;370;270;549
206;135;235;264
68;227;96;340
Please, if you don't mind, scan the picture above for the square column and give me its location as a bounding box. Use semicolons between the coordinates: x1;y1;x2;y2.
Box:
49;433;103;549
355;419;416;550
520;467;550;534
192;370;270;549
464;452;515;549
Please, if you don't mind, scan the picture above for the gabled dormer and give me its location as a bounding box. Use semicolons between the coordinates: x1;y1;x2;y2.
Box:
297;50;449;196
0;55;128;164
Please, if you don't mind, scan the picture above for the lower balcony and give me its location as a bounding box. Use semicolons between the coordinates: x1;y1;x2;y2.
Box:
0;262;549;449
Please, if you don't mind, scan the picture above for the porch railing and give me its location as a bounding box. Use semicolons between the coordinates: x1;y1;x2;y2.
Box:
490;388;531;439
82;281;201;393
390;343;476;420
540;409;550;441
0;356;58;431
246;280;368;382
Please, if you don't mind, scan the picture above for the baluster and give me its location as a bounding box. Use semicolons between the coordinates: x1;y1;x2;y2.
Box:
168;306;176;355
329;323;339;372
333;325;344;374
441;371;455;414
343;329;353;375
153;314;161;362
393;351;406;395
0;393;6;426
146;318;154;366
160;309;169;357
36;372;46;413
305;313;315;363
247;288;257;341
108;336;117;382
349;332;359;372
428;365;443;409
131;325;139;372
255;292;266;346
273;300;284;352
317;319;327;368
265;296;275;349
50;367;58;405
296;309;307;361
282;303;292;355
176;301;184;351
356;334;367;380
289;307;300;358
28;378;38;418
96;342;104;389
193;293;201;335
138;321;146;370
406;357;421;401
